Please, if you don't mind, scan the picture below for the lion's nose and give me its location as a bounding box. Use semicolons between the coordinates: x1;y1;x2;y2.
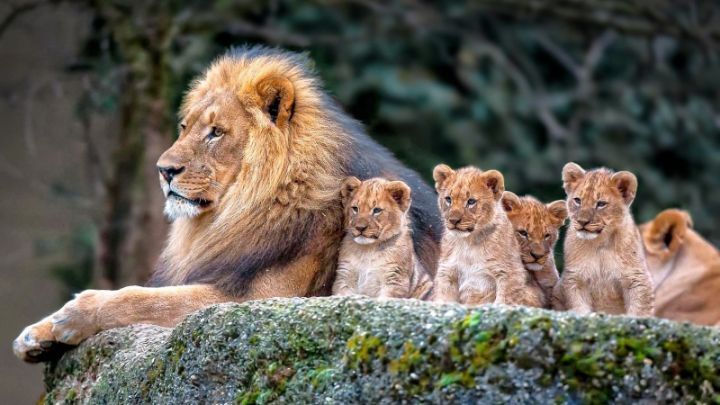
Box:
158;165;185;183
531;252;543;260
448;216;461;226
355;224;368;233
577;218;590;227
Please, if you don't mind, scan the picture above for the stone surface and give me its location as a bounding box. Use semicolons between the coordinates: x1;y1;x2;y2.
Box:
44;297;720;404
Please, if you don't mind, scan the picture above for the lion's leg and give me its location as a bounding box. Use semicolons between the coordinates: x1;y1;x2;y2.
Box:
15;254;324;362
13;284;232;362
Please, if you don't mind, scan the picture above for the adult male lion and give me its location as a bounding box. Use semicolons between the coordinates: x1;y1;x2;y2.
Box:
640;209;720;326
14;46;442;362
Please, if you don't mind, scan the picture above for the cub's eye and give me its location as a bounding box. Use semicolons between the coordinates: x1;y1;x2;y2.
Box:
467;198;477;207
444;196;452;205
351;206;358;214
573;197;581;205
518;230;529;238
544;233;551;240
207;126;224;139
372;207;383;215
596;201;608;209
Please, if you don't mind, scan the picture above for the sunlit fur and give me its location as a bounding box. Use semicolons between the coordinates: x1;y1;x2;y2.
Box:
432;165;544;307
556;162;654;316
640;209;720;326
333;177;433;299
13;46;444;363
501;192;567;308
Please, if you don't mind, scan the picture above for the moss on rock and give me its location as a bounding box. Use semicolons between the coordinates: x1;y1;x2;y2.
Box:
44;297;720;404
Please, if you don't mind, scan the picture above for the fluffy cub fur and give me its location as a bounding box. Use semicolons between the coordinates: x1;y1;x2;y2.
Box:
333;177;433;299
432;165;544;307
501;192;567;308
555;162;654;316
640;209;720;326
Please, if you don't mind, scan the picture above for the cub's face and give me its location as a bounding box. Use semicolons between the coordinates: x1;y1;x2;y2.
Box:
341;177;411;245
157;74;296;220
562;162;638;240
502;192;567;271
433;164;504;238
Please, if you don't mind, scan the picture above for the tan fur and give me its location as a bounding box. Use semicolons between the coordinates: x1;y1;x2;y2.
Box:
555;163;654;316
501;192;567;308
640;209;720;326
333;177;433;299
13;49;354;362
431;165;544;307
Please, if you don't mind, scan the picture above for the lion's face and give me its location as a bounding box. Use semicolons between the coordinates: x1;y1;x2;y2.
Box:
433;164;504;238
502;193;567;271
157;92;252;220
340;177;411;245
562;163;637;240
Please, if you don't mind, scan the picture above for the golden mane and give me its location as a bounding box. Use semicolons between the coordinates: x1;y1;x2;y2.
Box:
157;47;351;289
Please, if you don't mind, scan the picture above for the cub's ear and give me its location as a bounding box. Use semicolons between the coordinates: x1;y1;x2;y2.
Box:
547;200;568;226
501;191;521;214
433;164;455;192
482;170;505;201
643;209;692;256
611;171;638;205
340;177;362;206
562;162;586;194
252;74;295;130
385;181;412;212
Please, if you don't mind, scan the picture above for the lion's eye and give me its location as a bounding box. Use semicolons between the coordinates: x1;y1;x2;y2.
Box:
372;207;383;215
518;230;529;238
573;197;581;205
207;126;224;139
467;198;477;207
445;196;452;205
596;201;608;209
351;206;358;214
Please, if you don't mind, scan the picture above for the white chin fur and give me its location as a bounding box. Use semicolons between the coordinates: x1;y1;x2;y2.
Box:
353;236;377;245
576;230;599;240
524;263;543;271
164;198;202;220
449;230;472;238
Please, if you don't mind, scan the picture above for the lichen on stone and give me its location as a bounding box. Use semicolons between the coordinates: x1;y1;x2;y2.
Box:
44;297;720;404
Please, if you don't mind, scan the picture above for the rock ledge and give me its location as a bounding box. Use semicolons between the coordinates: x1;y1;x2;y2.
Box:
44;297;720;404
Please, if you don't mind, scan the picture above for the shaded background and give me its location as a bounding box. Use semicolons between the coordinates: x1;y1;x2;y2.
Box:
1;0;719;402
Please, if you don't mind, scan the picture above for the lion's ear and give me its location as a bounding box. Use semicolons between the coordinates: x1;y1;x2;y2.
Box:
501;191;521;214
252;74;295;129
644;209;693;255
385;181;412;212
611;171;638;205
433;164;455;192
562;162;586;194
482;170;505;201
341;177;362;206
547;200;569;226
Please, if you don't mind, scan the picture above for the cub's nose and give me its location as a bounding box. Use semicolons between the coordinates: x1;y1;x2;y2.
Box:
531;252;543;260
576;218;590;227
158;165;185;183
448;216;461;226
355;224;368;233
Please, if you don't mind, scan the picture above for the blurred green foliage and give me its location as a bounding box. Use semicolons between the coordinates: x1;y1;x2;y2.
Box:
75;0;720;243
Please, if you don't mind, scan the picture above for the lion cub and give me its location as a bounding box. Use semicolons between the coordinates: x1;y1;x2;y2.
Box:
332;177;433;299
432;165;544;307
555;163;654;316
501;192;567;308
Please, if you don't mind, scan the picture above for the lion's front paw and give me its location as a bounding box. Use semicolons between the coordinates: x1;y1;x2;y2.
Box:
13;317;72;363
13;289;110;363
